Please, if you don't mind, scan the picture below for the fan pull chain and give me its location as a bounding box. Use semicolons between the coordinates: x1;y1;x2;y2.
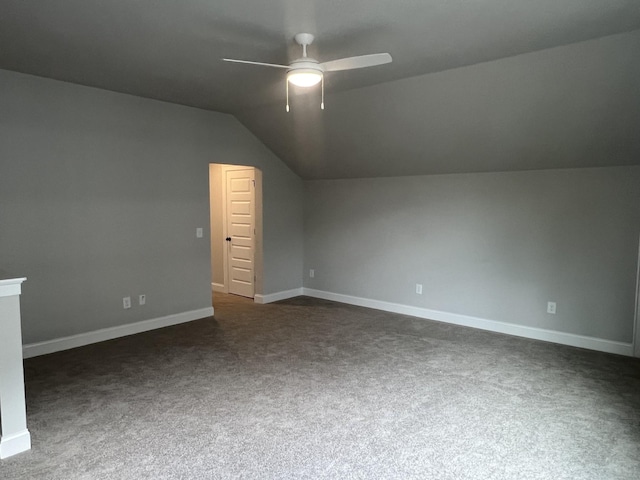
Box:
286;80;290;112
321;75;325;110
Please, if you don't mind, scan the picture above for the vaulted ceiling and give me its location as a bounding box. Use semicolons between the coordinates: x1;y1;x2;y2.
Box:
2;1;640;178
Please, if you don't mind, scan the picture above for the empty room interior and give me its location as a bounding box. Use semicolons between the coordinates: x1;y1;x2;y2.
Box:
1;1;640;479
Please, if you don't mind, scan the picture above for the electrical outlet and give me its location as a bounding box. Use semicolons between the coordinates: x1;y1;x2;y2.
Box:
547;301;556;314
196;227;203;238
123;296;131;309
139;294;146;306
416;283;423;295
309;269;315;278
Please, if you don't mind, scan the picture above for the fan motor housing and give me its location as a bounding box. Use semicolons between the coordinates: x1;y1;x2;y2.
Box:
288;59;324;74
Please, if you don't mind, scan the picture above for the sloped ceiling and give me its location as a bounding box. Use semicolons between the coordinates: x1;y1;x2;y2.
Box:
2;0;640;178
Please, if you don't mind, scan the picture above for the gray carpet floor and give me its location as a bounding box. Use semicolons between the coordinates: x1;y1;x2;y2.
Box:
1;293;640;479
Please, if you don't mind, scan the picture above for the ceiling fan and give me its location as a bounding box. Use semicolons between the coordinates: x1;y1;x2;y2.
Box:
223;33;392;111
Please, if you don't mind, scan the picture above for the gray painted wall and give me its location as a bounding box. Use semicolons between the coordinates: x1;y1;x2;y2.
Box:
304;167;640;343
0;69;303;344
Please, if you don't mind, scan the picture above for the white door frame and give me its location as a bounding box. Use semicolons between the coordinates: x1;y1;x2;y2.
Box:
220;168;230;292
209;164;263;299
210;164;228;294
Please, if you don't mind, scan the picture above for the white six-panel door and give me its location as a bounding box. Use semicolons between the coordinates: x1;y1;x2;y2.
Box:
225;168;255;298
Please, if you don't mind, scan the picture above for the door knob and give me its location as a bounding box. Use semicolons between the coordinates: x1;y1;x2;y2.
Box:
226;237;231;242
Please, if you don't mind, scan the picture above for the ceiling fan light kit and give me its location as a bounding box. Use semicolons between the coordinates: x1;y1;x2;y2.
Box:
287;69;322;87
285;68;324;112
223;33;392;112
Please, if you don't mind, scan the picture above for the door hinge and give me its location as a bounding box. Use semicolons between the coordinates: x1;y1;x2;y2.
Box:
252;179;256;187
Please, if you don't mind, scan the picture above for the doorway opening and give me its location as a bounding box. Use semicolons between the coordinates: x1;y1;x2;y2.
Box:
209;164;263;301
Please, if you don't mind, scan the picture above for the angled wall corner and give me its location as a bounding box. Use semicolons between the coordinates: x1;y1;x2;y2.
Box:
0;69;304;348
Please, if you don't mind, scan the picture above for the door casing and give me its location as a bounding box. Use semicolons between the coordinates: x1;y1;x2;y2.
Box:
209;164;263;299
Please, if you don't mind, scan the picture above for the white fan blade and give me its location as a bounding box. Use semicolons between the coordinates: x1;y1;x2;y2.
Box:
320;53;392;72
222;58;290;69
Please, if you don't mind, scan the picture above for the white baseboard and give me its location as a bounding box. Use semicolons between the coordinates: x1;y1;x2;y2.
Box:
211;282;226;293
22;307;214;359
254;288;304;304
0;429;31;459
302;288;634;357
